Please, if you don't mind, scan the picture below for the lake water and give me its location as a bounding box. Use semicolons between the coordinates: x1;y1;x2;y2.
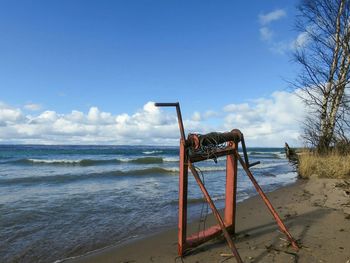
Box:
0;145;297;262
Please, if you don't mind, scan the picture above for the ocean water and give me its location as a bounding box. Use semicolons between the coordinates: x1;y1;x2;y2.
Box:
0;145;297;262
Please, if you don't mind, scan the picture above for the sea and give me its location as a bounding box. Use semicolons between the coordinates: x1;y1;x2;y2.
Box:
0;145;297;262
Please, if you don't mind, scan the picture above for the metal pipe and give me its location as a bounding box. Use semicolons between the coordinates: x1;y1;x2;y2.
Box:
248;161;260;168
225;141;238;232
187;130;242;150
240;134;250;167
235;150;299;250
178;139;188;255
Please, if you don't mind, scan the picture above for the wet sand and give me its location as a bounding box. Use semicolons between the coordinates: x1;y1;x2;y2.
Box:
65;177;350;263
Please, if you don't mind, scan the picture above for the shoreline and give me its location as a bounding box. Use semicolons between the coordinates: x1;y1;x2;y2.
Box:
57;180;298;262
63;178;350;263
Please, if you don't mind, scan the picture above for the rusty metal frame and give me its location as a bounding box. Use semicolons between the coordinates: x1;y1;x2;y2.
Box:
155;102;298;262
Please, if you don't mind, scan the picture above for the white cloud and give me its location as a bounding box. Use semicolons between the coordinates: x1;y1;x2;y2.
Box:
0;101;177;144
269;41;292;54
258;9;309;54
67;110;84;122
260;27;274;41
258;9;287;47
0;92;306;147
37;111;58;122
259;9;286;25
87;107;100;122
0;102;24;124
223;90;305;146
191;110;218;121
191;111;201;122
223;103;250;112
203;110;218;119
268;31;310;54
24;103;42;111
292;31;310;49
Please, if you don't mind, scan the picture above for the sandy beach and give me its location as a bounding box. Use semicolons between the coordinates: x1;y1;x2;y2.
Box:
2;1;350;263
64;177;350;263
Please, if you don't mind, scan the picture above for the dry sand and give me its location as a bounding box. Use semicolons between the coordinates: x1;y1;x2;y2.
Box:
66;177;350;263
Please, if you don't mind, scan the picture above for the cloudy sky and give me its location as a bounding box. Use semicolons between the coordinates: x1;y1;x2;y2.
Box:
0;0;306;146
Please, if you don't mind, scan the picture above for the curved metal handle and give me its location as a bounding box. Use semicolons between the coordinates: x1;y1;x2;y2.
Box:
240;134;260;168
154;102;186;141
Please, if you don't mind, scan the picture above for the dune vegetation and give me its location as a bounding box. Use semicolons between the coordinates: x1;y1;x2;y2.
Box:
298;151;350;179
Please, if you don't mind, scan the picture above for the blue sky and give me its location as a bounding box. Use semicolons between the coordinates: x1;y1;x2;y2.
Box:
0;0;306;146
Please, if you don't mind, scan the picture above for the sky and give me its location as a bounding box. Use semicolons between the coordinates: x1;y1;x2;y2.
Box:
0;0;308;146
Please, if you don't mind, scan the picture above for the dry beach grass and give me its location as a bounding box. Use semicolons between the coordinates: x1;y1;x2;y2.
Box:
298;151;350;179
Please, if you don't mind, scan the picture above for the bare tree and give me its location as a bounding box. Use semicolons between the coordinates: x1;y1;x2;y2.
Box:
294;0;350;152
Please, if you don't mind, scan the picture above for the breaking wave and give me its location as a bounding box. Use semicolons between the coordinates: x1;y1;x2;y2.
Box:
142;150;163;155
0;165;231;185
0;167;179;185
248;151;285;159
9;157;172;166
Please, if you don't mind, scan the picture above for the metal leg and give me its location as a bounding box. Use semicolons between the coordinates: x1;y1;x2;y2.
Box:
178;139;188;255
225;142;238;232
235;150;299;250
189;164;243;263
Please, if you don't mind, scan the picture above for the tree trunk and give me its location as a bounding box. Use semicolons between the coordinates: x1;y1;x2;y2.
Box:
318;0;346;152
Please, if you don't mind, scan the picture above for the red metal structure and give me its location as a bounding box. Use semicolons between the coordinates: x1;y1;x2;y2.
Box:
155;103;298;263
